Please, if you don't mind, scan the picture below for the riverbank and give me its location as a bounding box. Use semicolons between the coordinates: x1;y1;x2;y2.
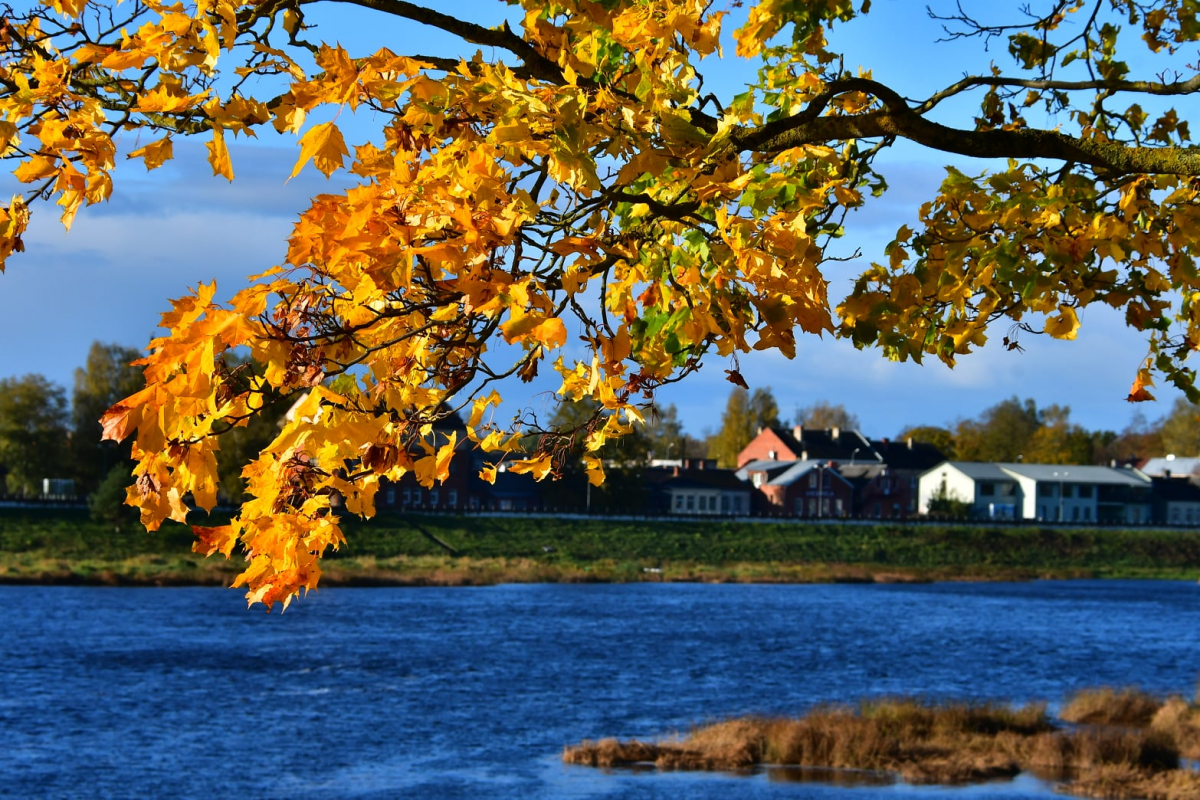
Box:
2;508;1199;586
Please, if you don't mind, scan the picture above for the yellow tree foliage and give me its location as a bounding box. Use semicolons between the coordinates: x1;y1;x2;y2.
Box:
1;0;1198;607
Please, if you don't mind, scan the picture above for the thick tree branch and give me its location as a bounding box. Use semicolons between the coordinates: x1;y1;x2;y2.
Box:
730;77;1200;176
310;0;563;82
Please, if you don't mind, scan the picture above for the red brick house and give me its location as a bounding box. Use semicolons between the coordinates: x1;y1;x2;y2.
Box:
745;459;855;518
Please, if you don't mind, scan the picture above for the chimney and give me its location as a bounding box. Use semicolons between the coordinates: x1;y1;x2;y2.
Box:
792;425;803;440
756;425;763;435
801;450;809;461
673;465;680;477
907;437;914;449
831;426;840;440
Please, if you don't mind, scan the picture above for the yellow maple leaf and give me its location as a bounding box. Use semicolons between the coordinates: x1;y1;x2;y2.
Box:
507;455;554;481
128;138;174;171
207;128;234;181
290;121;349;179
1045;304;1080;340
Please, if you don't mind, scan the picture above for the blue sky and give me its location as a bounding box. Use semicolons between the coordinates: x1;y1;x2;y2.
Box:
0;0;1189;439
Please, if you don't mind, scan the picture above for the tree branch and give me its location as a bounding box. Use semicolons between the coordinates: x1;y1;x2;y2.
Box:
309;0;563;82
731;77;1200;176
917;73;1200;114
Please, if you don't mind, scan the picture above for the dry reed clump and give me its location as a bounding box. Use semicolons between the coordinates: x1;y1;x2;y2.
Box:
1060;764;1200;800
563;692;1200;798
1150;696;1200;759
1061;687;1163;727
565;700;1055;783
1026;728;1179;773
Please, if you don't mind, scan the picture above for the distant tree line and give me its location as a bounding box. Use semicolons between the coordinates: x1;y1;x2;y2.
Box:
899;395;1200;466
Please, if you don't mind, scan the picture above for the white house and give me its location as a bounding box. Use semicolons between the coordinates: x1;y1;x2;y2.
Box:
918;462;1021;519
919;462;1153;523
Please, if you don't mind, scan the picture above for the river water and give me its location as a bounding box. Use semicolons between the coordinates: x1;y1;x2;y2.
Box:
2;580;1199;798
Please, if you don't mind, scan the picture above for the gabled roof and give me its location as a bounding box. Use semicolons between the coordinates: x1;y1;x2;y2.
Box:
766;460;854;488
998;463;1151;487
735;459;797;481
1141;457;1200;478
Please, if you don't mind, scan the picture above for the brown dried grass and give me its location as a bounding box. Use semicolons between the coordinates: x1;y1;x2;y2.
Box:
1061;687;1164;727
564;693;1200;798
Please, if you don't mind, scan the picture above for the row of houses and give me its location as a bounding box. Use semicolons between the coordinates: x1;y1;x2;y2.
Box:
372;417;1200;525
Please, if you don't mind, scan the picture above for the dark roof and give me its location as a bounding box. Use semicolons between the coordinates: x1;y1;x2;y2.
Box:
869;438;947;471
1151;476;1200;502
767;426;878;462
647;467;750;492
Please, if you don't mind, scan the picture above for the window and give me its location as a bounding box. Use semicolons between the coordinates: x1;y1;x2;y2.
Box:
402;489;411;505
1083;507;1091;521
1078;485;1094;498
1039;484;1054;497
808;498;818;515
429;489;439;506
808;473;817;488
1171;508;1180;524
721;496;730;512
998;483;1016;497
752;473;764;488
1072;507;1079;521
448;490;457;508
767;450;777;460
687;495;695;510
979;482;995;496
386;488;395;504
835;499;844;515
674;495;684;511
733;496;742;512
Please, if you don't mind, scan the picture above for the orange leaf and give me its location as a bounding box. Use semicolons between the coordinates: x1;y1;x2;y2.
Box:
207;128;233;181
290;121;349;179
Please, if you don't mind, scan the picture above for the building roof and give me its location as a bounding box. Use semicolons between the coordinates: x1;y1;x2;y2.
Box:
926;461;1013;480
1141;457;1200;478
763;426;879;463
655;468;751;492
869;438;948;471
998;463;1151;487
838;463;889;483
1151;476;1200;502
766;460;854;488
735;459;798;481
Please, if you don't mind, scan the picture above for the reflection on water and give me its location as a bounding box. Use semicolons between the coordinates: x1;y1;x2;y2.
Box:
767;764;897;787
3;580;1199;798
